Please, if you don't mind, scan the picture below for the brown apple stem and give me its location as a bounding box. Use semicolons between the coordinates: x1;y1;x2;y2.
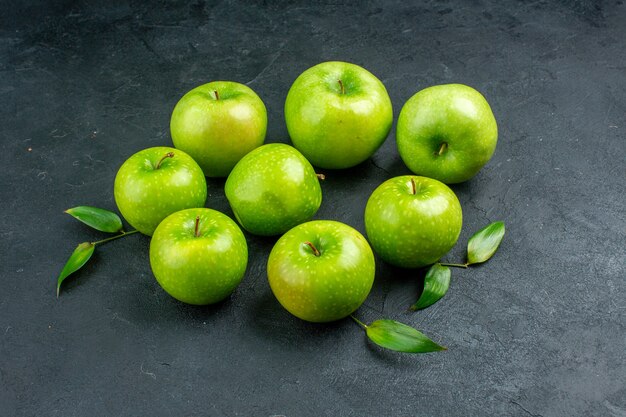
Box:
194;216;200;237
338;79;345;95
303;241;321;257
316;173;326;180
155;152;175;169
410;177;416;195
214;90;220;100
437;142;448;156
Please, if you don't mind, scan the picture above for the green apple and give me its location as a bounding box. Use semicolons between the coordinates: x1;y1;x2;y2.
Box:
284;61;393;169
170;81;267;177
150;208;248;305
364;175;462;268
396;84;498;184
224;143;322;236
267;220;375;322
114;147;207;236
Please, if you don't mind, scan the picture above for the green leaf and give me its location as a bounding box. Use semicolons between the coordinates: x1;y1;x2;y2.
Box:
56;242;95;297
366;319;447;353
411;264;451;310
65;206;123;233
467;221;506;265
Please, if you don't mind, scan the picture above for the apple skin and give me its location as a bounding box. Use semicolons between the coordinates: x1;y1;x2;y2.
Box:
114;147;207;236
267;220;375;323
224;143;322;236
284;61;393;169
170;81;267;177
396;84;498;184
364;175;462;268
149;208;248;305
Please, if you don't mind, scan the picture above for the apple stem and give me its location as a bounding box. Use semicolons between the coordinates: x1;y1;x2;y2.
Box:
338;79;345;95
194;216;200;237
303;241;320;257
91;230;139;246
155;152;175;169
350;315;368;330
410;177;416;195
214;90;220;100
437;142;448;156
439;262;469;269
316;173;326;180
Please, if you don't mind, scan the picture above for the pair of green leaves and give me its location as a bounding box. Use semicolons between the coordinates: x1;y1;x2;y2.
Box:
411;221;506;311
57;206;135;297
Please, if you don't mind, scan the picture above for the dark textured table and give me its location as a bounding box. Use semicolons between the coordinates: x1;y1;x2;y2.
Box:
2;1;625;416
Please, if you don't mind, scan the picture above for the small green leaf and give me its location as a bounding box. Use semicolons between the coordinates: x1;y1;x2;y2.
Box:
411;264;451;310
56;242;95;297
467;221;506;265
366;319;447;353
65;206;123;233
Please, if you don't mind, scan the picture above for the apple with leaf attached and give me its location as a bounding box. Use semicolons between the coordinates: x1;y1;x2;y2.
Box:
266;219;447;352
267;220;375;322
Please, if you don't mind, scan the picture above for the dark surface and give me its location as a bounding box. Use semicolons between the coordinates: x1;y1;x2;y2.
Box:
1;1;625;416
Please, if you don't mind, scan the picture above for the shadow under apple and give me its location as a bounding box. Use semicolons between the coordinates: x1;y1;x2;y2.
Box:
246;289;353;353
361;258;427;317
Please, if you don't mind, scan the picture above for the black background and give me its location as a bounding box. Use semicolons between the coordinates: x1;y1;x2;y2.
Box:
2;1;625;416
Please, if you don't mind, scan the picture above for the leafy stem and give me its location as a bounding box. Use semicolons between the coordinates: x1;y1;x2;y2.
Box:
57;206;142;297
91;229;139;246
438;262;468;269
410;221;506;311
350;314;368;330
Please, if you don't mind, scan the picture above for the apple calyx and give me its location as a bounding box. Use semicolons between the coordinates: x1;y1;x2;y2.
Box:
155;152;175;169
303;241;321;257
316;173;326;180
436;142;448;156
213;90;220;100
194;215;200;237
337;79;345;95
